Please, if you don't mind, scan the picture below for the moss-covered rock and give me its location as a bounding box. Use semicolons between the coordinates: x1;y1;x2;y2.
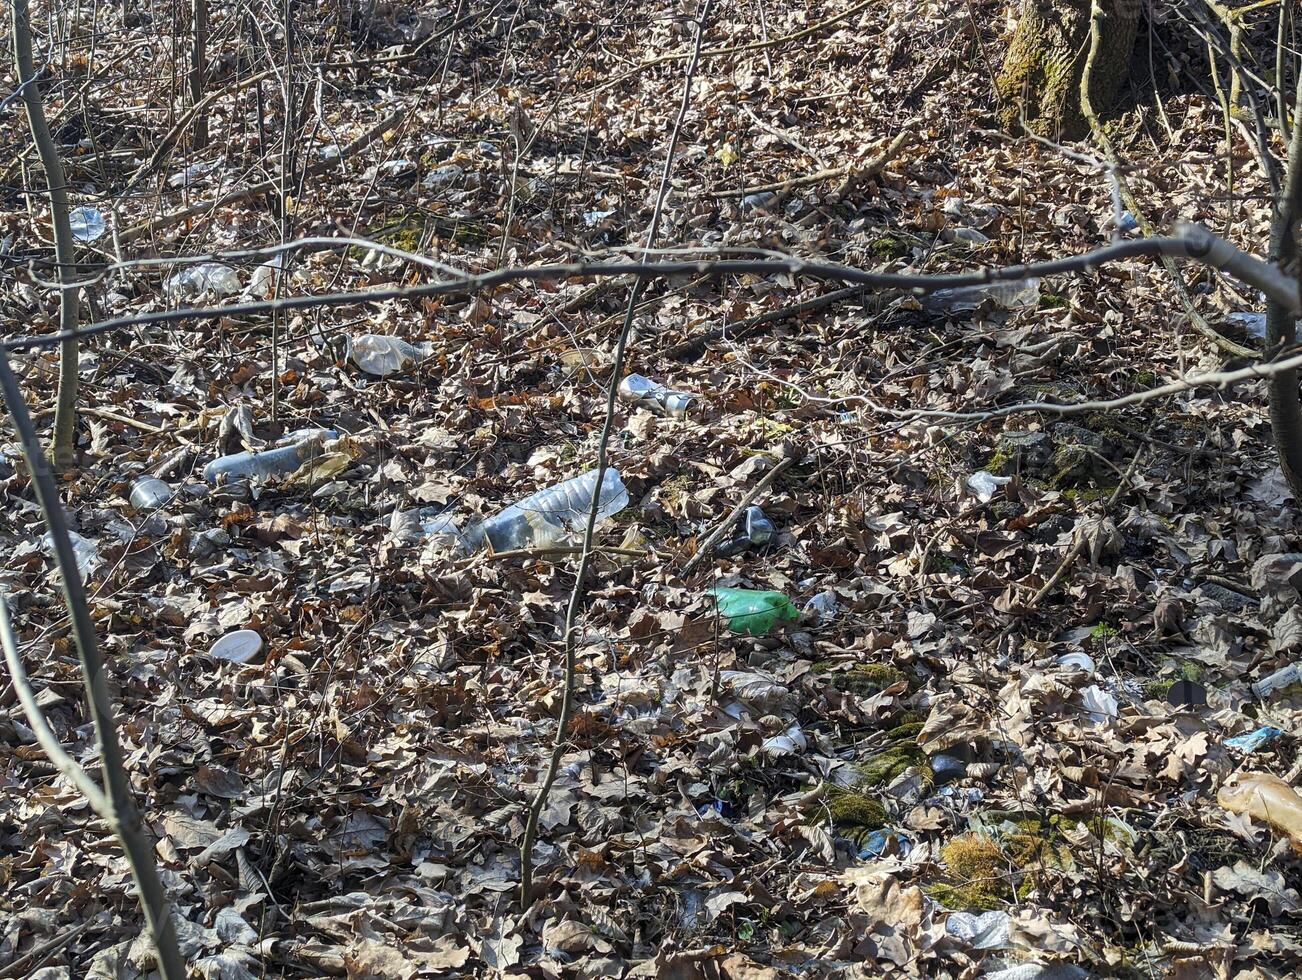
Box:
821;662;907;696
926;834;1010;910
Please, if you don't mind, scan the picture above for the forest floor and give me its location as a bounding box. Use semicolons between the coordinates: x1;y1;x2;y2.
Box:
2;0;1301;977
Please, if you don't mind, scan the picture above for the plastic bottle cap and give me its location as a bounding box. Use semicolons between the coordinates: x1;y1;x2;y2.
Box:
209;629;263;663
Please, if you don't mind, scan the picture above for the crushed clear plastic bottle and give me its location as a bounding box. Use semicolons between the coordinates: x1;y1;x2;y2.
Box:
68;206;107;243
203;428;338;484
465;467;629;552
166;263;242;303
129;476;174;509
922;277;1040;313
618;374;696;417
347;334;431;376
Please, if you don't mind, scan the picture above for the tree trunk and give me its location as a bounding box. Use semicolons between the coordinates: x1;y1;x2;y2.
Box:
996;0;1139;139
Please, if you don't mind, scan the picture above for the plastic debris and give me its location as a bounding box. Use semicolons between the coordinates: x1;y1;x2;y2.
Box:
466;467;628;553
711;587;799;636
803;589;841;622
1217;771;1302;851
208;629;263;664
696;799;733;819
945;227;989;246
424;164;465;189
43;530;99;582
1226;311;1302;342
582;208;617;227
967;470;1011;502
203;428;339;485
1056;651;1095;674
741;191;779;213
1081;684;1118;724
68;206;106;243
1166;678;1207;709
717;505;777;557
983;964;1090;980
945;909;1009;949
166;263;242;303
129;476;174;510
922;278;1040;314
1226;725;1284;753
617;374;697;417
390;507;467;551
931;754;968;783
1116;210;1140;234
347;334;431;377
1252;662;1302;699
761;723;807;757
858;828;912;859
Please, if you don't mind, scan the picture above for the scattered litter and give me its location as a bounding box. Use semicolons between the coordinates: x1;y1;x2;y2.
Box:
945;909;1009;949
982;964;1089;980
1116;210;1139;234
208;629;263;664
1080;685;1118;724
243;255;287;299
129;476;174;510
68;206;106;243
922;278;1040;313
1226;311;1302;342
858;827;912;859
617;373;696;417
761;724;807;757
931;754;967;783
582;208;617;227
1226;726;1284;753
741;191;779;213
1056;651;1095;674
711;587;799;636
203;428;339;484
696;799;733;819
945;227;989;246
716;505;777;557
347;334;432;377
424;164;465;189
466;467;628;553
167;159;216;187
803;589;841;622
1217;771;1302;851
1253;662;1302;699
43;530;99;582
1166;678;1207;710
967;470;1011;502
166;263;242;303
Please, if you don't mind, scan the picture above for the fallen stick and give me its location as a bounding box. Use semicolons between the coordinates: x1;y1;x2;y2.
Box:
708;132;910;199
667;284;868;360
683;456;792;574
119;110;405;244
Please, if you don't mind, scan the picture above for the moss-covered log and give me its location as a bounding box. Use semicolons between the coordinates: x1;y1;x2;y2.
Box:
995;0;1139;139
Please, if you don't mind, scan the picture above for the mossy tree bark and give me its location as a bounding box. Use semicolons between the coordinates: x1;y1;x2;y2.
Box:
996;0;1139;139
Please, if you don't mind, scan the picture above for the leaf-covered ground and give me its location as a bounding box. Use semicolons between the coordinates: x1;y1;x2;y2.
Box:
2;1;1301;976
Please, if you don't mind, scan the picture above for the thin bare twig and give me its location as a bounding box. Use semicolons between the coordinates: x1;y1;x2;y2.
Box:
0;350;186;979
517;0;714;910
682;456;792;574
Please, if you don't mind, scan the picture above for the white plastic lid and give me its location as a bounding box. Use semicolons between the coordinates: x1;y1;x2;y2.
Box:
209;629;263;663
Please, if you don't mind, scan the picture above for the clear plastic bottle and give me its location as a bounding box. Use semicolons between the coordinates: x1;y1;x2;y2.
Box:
203;428;338;484
129;476;174;509
618;374;696;417
466;467;629;552
922;278;1040;313
348;334;430;376
69;206;107;243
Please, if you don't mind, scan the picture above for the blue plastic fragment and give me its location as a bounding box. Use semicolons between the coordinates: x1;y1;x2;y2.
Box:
858;828;912;860
1225;725;1283;752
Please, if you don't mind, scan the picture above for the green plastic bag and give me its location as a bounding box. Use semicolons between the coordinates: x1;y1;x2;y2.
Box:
711;586;799;636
